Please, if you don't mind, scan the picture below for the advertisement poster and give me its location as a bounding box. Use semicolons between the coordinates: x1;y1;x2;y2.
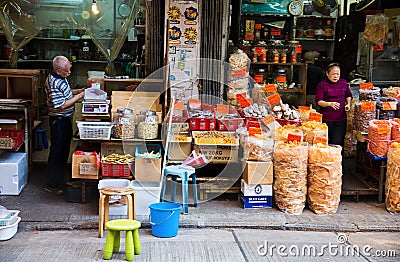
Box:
166;0;200;101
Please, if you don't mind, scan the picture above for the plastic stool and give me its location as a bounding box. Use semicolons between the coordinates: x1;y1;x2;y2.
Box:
34;127;48;151
160;165;197;214
103;219;141;261
99;187;136;238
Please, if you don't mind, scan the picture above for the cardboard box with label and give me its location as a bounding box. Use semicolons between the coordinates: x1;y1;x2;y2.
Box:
72;151;99;179
240;179;273;208
243;161;273;185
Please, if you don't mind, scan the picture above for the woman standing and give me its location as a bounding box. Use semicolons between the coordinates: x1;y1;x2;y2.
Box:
315;63;352;147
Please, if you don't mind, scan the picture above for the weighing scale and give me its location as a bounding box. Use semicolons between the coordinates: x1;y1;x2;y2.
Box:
82;99;110;114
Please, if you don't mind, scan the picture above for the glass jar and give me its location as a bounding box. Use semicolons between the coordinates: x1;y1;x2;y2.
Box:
254;68;266;84
269;40;282;63
275;68;288;89
304;22;315;38
288;41;302;63
138;110;159;139
239;40;252;58
114;108;136;139
80;41;91;60
324;20;334;39
254;40;267;62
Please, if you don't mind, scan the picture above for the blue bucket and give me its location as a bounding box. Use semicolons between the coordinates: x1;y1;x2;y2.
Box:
149;202;181;238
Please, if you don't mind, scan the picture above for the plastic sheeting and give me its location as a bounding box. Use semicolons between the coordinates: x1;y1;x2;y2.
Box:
0;0;139;73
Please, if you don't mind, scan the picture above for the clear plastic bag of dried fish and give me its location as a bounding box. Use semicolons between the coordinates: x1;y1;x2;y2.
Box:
363;14;389;46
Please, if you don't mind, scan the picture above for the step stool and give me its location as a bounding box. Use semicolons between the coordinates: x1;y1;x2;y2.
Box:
34;127;48;151
160;165;198;214
103;219;141;261
98;187;136;238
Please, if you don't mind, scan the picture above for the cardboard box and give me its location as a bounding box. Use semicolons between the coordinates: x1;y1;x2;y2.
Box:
243;161;273;185
240;193;273;209
101;142;136;157
0;152;28;195
134;144;162;182
72;151;99;179
193;144;239;164
241;179;272;196
240;179;273;208
131;181;161;216
134;158;161;182
168;136;192;161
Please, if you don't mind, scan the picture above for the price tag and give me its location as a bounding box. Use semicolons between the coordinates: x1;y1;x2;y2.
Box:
216;104;229;115
295;45;302;54
309;112;323;122
246;121;261;131
240;98;253;108
174;101;185;110
359;82;373;90
382;101;397;111
261;115;275;126
313;136;328;145
276;75;287;83
249;127;262;137
233;68;247;78
265;84;277;93
298;106;310;110
267;93;281;106
287;133;302;143
378;126;390;135
188;99;201;109
236;93;247;103
361;101;375;111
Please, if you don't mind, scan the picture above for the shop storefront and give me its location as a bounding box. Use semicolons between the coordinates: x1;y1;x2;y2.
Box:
0;0;399;219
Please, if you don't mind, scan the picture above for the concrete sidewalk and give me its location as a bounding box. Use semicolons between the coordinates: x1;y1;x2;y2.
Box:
0;163;399;233
0;229;399;261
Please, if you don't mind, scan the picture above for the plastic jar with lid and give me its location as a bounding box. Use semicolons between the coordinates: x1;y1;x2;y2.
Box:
114;108;136;139
239;40;252;58
269;40;282;63
138;110;159;139
254;41;267;62
254;68;266;84
288;41;301;63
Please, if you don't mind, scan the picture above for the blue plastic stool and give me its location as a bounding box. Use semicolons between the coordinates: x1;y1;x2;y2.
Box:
160;165;197;214
34;127;48;151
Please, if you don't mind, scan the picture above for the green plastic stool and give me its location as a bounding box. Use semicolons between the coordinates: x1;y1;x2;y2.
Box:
103;219;141;261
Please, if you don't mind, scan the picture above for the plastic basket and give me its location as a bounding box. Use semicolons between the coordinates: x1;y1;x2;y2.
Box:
0;217;20;241
77;122;112;140
101;162;132;177
0;130;24;150
188;117;216;131
0;210;20;227
217;118;245;131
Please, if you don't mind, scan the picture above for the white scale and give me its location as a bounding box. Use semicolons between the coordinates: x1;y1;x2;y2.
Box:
82;99;110;114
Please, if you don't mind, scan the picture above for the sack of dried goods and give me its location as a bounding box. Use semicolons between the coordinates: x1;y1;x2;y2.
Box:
391;118;400;140
367;120;391;157
242;134;274;161
354;101;376;134
307;144;342;215
385;143;400;213
299;121;328;145
274;124;303;143
273;141;308;214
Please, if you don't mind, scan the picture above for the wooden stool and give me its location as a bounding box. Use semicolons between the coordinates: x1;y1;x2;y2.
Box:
103;219;141;261
99;186;136;238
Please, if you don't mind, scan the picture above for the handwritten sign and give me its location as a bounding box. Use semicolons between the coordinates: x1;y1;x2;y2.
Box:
174;101;185;110
188;99;201;109
265;84;277;93
308;112;323;122
298;106;310;111
267;93;281;106
236;93;247;104
240;98;253;108
216;104;229;115
233;68;246;78
361;101;376;111
249;127;262;137
313;136;328;145
261;115;275;126
382;101;397;111
359;82;373;90
287;133;302;143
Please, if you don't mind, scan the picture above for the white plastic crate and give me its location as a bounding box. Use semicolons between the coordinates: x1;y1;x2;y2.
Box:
0;217;20;241
77;122;113;140
0;210;19;227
